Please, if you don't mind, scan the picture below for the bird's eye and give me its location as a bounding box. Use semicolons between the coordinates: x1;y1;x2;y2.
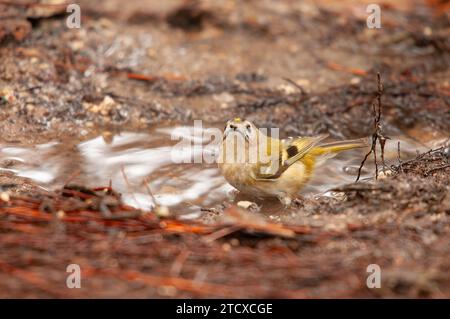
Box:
246;124;251;130
230;124;237;130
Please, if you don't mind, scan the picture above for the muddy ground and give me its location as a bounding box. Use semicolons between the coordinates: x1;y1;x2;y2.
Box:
0;0;449;298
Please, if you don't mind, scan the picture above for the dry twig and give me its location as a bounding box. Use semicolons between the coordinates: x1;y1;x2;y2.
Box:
356;73;389;181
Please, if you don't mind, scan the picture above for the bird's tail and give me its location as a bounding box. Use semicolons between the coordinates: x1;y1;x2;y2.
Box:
308;138;369;166
317;138;369;154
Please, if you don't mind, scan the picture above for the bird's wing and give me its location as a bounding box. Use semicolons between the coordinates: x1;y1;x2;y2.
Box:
282;134;329;167
250;134;328;181
249;137;283;181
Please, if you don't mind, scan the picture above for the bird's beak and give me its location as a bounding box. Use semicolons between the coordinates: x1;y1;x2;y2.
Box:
223;127;248;141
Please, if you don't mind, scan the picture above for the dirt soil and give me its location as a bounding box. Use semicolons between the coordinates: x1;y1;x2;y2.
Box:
0;0;449;298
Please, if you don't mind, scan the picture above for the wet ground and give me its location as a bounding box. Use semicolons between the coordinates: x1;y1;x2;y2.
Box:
0;0;449;298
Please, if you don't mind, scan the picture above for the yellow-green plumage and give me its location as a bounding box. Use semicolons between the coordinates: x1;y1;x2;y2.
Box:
218;119;368;205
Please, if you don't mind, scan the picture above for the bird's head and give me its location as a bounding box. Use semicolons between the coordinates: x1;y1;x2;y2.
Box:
223;118;258;143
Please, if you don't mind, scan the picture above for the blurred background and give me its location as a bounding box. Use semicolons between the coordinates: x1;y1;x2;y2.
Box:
0;0;448;298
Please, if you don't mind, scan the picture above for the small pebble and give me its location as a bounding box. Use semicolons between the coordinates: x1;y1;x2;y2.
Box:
222;243;232;252
237;200;260;212
229;238;240;247
0;192;10;202
350;77;361;85
277;83;297;95
155;205;170;218
443;147;450;158
157;285;177;297
378;169;393;179
56;210;65;219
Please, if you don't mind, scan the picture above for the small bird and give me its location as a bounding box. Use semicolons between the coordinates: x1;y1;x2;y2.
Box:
218;118;368;205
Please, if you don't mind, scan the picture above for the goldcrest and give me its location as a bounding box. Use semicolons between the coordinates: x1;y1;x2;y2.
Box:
218;118;368;205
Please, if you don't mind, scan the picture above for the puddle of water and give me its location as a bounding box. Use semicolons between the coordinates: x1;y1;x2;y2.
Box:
0;123;440;217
